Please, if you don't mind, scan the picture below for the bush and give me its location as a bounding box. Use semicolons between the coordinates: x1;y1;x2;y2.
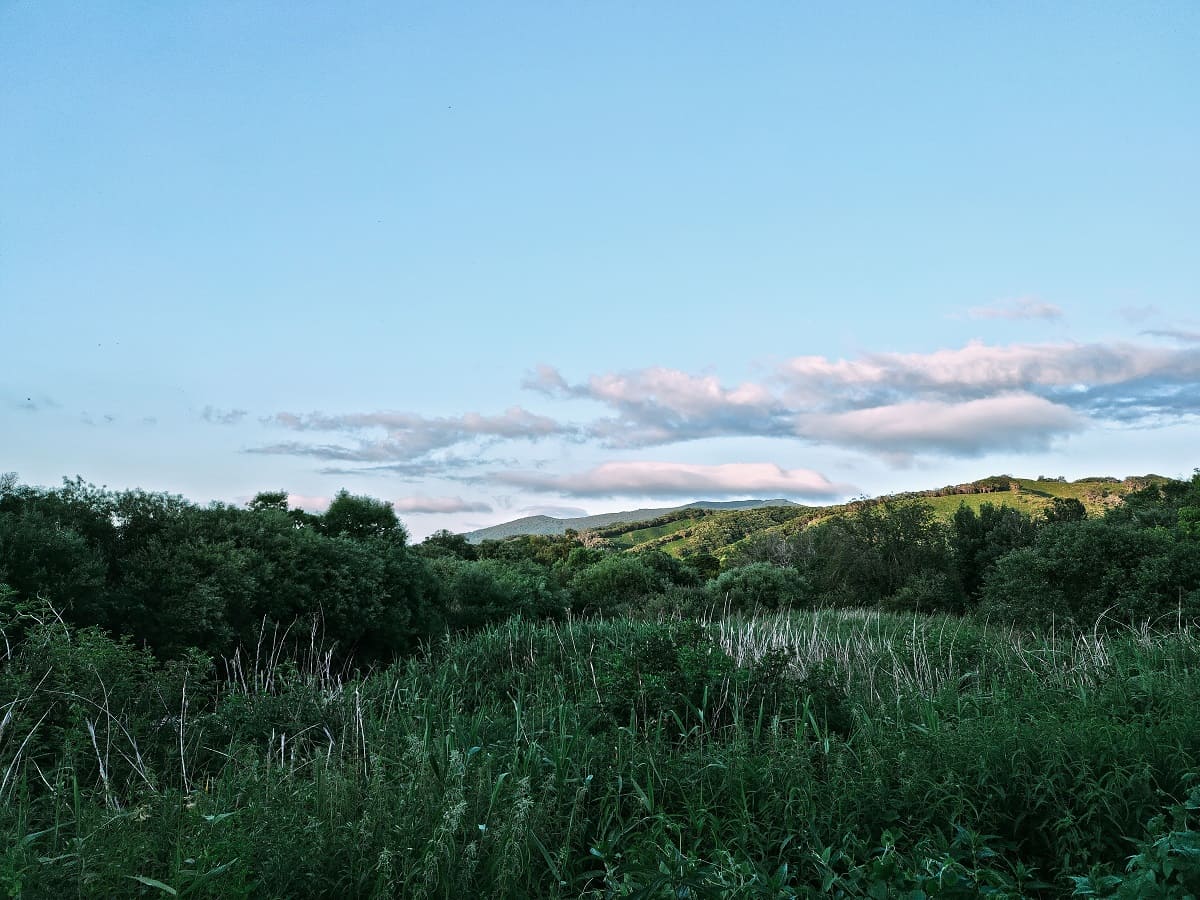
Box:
708;563;812;613
570;555;663;615
979;520;1200;630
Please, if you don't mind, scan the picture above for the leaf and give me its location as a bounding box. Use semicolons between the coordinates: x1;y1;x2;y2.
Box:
127;875;178;895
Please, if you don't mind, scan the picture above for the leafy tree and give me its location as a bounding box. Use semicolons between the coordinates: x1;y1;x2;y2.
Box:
1043;496;1087;524
810;501;953;608
0;507;107;619
248;490;289;513
416;528;478;560
433;557;564;630
949;502;1036;604
322;490;406;543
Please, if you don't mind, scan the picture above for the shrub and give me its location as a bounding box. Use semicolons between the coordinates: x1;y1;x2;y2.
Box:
708;563;812;613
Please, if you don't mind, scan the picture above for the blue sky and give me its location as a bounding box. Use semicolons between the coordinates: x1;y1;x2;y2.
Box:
2;1;1198;538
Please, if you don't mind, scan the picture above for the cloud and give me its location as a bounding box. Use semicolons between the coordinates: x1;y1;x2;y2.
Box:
201;406;248;425
315;455;505;479
798;393;1083;460
250;407;573;463
392;495;492;514
496;461;853;500
967;298;1063;321
527;365;790;447
1142;328;1200;343
532;340;1200;462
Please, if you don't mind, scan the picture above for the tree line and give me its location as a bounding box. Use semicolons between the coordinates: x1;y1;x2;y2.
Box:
2;470;1198;665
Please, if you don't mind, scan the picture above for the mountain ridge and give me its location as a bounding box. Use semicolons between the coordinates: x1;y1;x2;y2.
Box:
463;499;801;543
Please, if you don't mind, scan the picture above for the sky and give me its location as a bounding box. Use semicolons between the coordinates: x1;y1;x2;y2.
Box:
2;1;1198;540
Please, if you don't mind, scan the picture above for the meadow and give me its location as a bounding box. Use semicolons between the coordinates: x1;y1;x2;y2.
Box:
3;605;1198;898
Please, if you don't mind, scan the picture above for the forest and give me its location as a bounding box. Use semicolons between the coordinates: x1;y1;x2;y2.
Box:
2;470;1200;897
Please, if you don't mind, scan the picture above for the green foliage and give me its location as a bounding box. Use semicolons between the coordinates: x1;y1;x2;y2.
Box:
416;528;478;561
5;606;1200;896
980;520;1200;629
321;489;405;542
432;557;565;630
1070;783;1200;898
948;502;1036;605
0;478;443;664
809;501;956;609
570;554;663;614
709;563;812;612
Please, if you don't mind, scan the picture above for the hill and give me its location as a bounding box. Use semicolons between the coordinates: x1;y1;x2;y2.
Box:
462;499;801;543
548;473;1169;561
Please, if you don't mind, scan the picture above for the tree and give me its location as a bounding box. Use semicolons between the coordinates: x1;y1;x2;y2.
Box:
322;490;406;543
416;528;477;560
248;490;289;513
1042;497;1086;524
949;502;1036;604
810;501;952;608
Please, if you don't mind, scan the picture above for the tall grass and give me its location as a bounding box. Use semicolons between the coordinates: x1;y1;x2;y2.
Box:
2;605;1199;897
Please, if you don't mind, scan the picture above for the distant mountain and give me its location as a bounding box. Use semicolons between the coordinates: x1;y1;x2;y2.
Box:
462;499;800;543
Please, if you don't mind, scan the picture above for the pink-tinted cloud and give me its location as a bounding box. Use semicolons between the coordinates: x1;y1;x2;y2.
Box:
497;461;853;500
392;495;492;514
798;393;1082;459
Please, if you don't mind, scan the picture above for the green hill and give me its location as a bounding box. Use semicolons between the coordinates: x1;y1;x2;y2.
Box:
463;498;800;543
582;474;1167;562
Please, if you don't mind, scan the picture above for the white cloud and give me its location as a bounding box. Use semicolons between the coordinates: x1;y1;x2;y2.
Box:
496;461;853;500
392;495;492;514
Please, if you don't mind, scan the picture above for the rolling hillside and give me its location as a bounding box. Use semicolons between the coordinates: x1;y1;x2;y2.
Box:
463;498;800;543
470;474;1167;560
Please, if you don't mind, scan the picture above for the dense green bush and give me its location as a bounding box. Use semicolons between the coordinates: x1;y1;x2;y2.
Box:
569;554;663;614
980;520;1200;629
708;562;812;612
432;556;566;630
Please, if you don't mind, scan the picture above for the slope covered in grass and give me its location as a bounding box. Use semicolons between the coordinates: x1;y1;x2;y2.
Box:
3;606;1198;897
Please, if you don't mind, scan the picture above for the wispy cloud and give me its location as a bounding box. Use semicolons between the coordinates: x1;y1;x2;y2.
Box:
201;406;248;425
1141;328;1200;343
392;495;492;514
250;407;573;464
966;297;1063;321
496;461;853;500
527;365;790;447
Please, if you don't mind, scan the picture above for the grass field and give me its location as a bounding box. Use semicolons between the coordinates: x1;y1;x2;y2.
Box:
3;607;1198;897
